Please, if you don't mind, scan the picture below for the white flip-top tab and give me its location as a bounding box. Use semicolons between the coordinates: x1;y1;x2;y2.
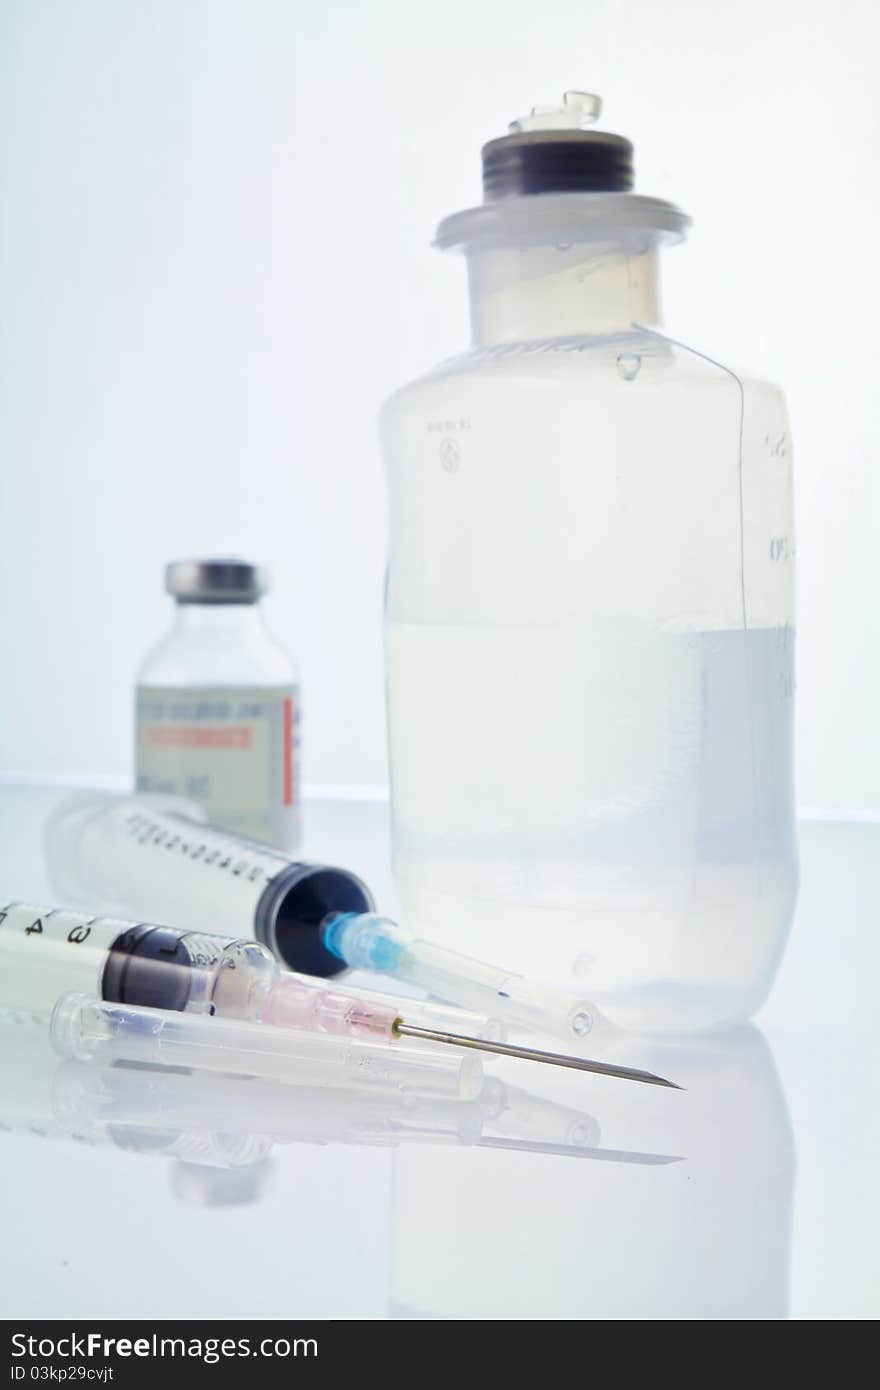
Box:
510;91;602;134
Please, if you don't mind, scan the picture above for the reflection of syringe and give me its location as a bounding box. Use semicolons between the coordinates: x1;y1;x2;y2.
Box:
55;1059;683;1165
0;1009;682;1171
0;1009;273;1205
0;900;679;1088
53;1063;565;1153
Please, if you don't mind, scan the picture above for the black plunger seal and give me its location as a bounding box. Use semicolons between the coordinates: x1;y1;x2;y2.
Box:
255;862;374;978
102;924;195;1012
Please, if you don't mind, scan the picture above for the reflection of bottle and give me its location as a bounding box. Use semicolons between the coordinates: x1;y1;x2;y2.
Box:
171;1159;275;1208
390;1024;795;1319
136;559;301;851
381;92;797;1030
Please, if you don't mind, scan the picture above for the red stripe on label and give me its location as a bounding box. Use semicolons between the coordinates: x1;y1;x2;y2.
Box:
148;726;252;749
283;696;294;807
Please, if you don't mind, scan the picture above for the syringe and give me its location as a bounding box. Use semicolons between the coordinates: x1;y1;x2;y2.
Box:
44;791;378;979
43;794;680;1082
46;794;615;1042
322;912;605;1041
0;898;487;1038
0;900;678;1086
52;994;481;1097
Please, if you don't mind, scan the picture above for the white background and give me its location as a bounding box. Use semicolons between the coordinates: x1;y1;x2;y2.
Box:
0;0;877;810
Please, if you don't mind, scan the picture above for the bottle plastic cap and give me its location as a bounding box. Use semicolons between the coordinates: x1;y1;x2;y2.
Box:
482;91;633;200
165;559;268;605
435;91;689;254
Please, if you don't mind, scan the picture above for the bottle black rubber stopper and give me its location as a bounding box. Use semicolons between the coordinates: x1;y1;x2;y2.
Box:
481;92;634;200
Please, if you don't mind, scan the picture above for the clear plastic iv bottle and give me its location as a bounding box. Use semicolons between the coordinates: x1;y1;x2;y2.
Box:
136;559;301;851
380;94;797;1031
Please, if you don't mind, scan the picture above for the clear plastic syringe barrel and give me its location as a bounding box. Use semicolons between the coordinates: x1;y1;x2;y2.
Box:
44;791;374;979
323;913;604;1040
0;900;276;1019
52;994;483;1100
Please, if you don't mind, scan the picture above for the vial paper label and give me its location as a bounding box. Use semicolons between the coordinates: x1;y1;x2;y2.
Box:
135;685;300;850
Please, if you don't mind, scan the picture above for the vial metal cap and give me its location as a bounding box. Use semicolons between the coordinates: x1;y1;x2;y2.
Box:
165;559;269;605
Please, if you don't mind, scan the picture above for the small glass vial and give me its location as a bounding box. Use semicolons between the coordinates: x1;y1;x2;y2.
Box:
135;559;301;851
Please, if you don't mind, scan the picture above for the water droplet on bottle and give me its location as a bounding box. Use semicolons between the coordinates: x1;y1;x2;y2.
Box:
571;1009;593;1038
617;352;641;381
569;1122;595;1148
572;951;596;977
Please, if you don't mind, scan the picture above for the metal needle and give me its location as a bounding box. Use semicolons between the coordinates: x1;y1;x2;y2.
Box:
394;1021;682;1089
477;1137;685;1162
